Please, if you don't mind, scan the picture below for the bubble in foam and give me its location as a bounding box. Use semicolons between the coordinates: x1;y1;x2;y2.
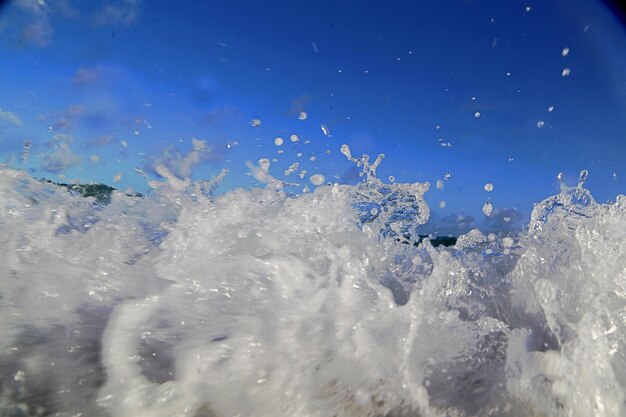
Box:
388;176;395;183
482;201;493;216
309;174;325;186
290;134;299;143
484;183;494;192
274;137;284;146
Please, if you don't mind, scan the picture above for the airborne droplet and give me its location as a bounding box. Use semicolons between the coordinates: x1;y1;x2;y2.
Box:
578;169;589;187
482;202;493;216
309;174;325;186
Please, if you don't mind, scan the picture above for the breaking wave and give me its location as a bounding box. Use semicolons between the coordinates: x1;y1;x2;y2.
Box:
0;162;625;417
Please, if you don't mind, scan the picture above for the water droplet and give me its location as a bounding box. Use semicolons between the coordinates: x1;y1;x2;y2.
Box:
482;202;493;216
113;172;122;183
274;137;284;146
439;200;446;209
578;169;588;187
484;183;494;192
309;174;325;186
340;144;352;159
525;5;532;12
321;124;330;136
309;156;316;161
474;112;481;118
557;172;564;184
548;105;554;112
388;176;396;182
290;134;299;142
298;112;308;120
561;47;570;57
561;68;571;77
284;162;299;176
444;172;452;180
536;120;545;128
250;118;262;127
258;158;270;172
436;179;444;190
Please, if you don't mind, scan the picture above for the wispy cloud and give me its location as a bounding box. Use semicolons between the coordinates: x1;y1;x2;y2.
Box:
0;108;23;127
40;134;82;173
93;0;142;26
13;0;54;47
73;66;102;86
47;104;86;131
154;138;212;179
0;0;79;47
483;207;524;232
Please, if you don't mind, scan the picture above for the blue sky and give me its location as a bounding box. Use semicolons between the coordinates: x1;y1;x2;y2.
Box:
1;0;625;232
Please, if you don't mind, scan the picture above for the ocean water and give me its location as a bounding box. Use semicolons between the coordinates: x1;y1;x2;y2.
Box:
0;159;625;417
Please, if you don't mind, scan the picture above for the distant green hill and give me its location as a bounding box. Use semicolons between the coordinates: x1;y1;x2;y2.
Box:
40;179;143;205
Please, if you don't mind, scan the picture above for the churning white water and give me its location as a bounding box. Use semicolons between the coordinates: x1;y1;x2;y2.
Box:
0;159;625;417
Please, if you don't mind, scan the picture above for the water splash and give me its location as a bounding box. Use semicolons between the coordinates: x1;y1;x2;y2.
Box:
0;164;625;417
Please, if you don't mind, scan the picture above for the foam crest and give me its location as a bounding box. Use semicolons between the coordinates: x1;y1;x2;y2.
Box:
0;166;625;417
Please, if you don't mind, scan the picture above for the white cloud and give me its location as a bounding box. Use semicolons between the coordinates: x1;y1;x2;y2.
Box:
0;1;77;47
40;142;82;173
93;0;142;26
14;0;54;47
154;138;212;179
0;108;23;127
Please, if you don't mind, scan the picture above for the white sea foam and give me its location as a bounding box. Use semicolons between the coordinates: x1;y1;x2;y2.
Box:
0;164;624;417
